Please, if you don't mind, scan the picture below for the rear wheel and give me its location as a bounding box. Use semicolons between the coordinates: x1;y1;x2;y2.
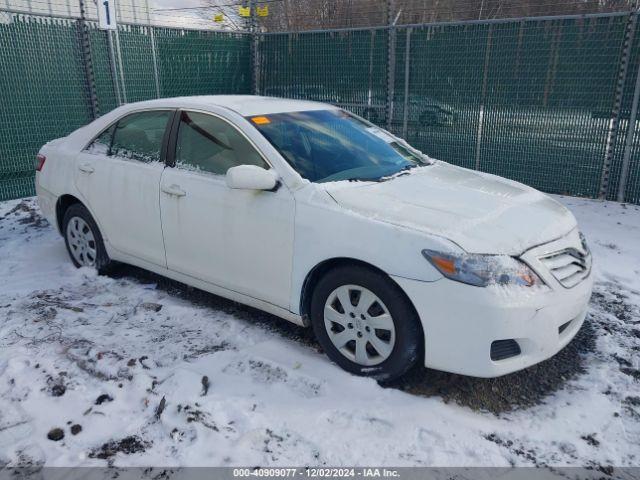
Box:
62;203;111;272
310;266;423;381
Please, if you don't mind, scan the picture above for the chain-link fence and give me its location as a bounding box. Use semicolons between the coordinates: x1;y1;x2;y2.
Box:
0;9;251;201
259;12;640;204
1;5;640;204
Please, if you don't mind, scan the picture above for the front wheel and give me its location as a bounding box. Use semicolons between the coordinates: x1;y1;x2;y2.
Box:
62;203;111;272
310;266;423;381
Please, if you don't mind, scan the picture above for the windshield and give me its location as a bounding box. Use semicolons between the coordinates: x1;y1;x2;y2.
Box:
247;109;429;183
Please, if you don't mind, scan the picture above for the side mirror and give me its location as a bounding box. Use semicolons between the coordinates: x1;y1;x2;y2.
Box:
226;165;279;191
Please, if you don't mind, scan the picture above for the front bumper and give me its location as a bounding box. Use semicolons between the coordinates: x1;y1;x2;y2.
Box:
391;239;593;378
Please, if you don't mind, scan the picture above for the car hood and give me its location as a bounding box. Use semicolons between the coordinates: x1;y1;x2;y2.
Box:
323;162;577;255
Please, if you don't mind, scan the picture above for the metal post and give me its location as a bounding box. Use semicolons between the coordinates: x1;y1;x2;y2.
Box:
107;29;123;106
145;0;160;98
617;57;640;202
402;28;411;139
600;10;638;198
386;0;396;130
114;28;128;103
78;0;99;118
250;0;260;95
475;23;493;171
367;30;374;110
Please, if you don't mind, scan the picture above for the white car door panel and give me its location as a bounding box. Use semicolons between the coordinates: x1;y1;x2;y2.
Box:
159;110;295;309
75;154;166;266
74;109;171;267
160;169;294;307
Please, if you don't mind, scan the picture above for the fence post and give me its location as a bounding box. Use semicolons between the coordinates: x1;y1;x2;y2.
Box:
145;0;161;99
367;30;375;111
386;0;396;131
618;42;640;202
114;27;128;103
77;0;99;118
475;23;493;171
599;10;638;198
402;27;411;139
107;30;123;106
250;0;260;95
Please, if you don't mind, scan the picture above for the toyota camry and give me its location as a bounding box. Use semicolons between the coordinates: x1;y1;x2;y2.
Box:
35;95;593;381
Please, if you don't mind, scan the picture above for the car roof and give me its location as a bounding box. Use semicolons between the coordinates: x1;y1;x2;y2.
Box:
120;95;338;117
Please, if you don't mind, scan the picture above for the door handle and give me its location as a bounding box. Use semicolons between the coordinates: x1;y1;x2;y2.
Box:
78;163;94;174
161;184;186;197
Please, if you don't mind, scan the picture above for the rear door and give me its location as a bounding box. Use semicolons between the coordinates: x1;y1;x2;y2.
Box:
74;109;172;267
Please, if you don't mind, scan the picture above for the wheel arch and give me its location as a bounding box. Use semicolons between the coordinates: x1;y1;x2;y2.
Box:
55;194;83;235
299;257;423;335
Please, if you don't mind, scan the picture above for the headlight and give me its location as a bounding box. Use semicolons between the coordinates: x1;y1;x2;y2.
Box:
421;249;544;288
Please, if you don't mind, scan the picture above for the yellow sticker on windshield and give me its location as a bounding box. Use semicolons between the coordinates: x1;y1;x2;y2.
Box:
251;116;271;125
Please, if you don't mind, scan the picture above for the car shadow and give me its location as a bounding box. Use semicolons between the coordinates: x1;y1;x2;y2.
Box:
108;262;596;416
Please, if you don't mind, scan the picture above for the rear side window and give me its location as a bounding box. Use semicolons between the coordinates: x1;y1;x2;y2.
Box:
111;110;170;163
174;111;267;175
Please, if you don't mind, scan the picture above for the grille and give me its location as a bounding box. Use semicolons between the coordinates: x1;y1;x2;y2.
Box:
490;339;521;361
539;248;591;288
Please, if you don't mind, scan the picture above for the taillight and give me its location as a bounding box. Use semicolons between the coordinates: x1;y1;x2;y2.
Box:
35;154;46;172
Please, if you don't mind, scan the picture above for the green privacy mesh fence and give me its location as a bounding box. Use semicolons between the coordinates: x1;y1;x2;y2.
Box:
0;10;252;201
0;13;92;201
259;13;640;204
259;29;389;118
399;16;626;200
110;25;252;102
2;9;640;204
607;17;640;204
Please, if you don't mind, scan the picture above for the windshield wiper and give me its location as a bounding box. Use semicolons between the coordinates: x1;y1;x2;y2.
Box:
377;164;418;182
346;177;383;182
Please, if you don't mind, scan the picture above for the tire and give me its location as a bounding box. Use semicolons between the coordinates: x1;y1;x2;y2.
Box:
310;265;423;382
62;203;112;272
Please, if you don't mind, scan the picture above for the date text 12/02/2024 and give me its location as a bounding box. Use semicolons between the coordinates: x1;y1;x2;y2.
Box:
232;468;400;478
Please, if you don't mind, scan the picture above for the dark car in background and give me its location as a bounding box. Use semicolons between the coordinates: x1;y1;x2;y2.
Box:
263;84;458;127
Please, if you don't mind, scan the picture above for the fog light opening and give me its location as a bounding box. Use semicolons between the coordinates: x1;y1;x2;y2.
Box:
490;339;521;361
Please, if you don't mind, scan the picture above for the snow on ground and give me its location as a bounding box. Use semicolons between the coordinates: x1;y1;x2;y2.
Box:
0;196;639;470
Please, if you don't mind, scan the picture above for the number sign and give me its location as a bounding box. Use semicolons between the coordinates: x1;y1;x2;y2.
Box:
98;0;117;30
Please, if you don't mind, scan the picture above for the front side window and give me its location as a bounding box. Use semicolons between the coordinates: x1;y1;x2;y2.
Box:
110;110;170;163
85;124;115;155
248;109;428;183
174;111;267;175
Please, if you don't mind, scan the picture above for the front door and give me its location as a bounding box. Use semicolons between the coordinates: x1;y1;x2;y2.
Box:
159;110;295;308
74;109;172;267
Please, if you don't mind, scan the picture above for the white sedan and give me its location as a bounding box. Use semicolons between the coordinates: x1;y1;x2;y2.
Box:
35;95;593;381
